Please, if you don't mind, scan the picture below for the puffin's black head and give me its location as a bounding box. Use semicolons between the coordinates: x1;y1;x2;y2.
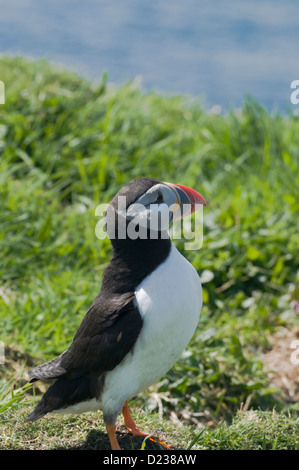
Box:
106;177;206;240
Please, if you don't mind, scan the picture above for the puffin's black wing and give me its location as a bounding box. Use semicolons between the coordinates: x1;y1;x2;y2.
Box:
27;294;143;421
60;293;142;374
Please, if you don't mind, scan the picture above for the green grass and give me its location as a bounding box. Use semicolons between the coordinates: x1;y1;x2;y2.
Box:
0;56;299;450
0;394;298;450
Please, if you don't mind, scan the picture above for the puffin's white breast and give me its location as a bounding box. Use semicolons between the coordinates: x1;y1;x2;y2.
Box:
101;243;202;416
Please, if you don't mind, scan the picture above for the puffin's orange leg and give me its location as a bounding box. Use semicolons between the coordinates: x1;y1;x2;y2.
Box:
122;401;171;449
105;423;121;450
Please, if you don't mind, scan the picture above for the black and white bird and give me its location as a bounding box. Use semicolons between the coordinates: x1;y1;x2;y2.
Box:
27;177;206;450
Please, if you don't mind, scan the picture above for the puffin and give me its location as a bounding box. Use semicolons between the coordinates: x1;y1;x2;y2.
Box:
27;177;206;450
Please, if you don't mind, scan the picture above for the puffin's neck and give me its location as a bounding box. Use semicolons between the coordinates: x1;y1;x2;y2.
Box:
102;231;172;294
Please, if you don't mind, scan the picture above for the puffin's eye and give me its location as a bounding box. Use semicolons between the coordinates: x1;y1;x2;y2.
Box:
156;192;163;203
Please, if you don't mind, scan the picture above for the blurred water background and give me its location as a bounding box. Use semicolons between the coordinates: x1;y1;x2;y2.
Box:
0;0;298;112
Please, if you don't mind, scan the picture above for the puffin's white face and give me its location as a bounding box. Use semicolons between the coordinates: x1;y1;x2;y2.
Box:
122;182;206;234
125;183;178;232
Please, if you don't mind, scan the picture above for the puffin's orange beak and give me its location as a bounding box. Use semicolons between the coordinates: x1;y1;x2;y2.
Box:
164;182;206;215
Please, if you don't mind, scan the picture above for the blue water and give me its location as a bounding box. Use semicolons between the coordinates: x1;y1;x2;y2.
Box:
1;0;298;111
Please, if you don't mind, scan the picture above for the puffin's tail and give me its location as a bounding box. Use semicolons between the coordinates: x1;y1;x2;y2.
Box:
27;353;68;421
27;397;51;422
27;374;103;422
27;348;104;422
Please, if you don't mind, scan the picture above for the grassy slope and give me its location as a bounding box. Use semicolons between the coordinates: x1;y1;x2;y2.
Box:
0;56;299;449
0;401;298;450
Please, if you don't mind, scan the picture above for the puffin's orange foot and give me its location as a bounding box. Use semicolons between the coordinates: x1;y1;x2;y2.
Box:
105;423;121;450
141;433;172;450
122;400;172;449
